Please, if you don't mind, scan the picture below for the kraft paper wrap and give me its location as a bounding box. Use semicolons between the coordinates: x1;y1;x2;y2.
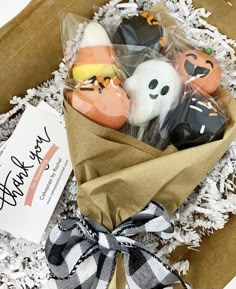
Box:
64;87;236;288
63;4;236;289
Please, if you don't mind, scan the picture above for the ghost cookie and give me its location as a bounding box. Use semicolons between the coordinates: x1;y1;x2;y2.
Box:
113;11;164;51
124;59;182;128
65;76;130;130
72;22;118;81
164;91;226;150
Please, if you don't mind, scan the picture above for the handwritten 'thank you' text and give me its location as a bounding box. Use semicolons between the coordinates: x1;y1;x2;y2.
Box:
0;126;51;210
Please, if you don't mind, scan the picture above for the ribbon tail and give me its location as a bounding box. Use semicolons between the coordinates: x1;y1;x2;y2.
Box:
90;250;118;289
48;246;99;289
46;216;102;289
49;248;118;289
124;247;189;289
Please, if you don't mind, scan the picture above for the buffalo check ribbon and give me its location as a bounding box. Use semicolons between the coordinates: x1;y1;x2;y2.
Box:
45;202;190;289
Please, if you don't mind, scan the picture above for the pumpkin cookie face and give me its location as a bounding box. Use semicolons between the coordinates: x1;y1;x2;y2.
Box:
176;50;221;95
66;77;130;130
113;11;164;51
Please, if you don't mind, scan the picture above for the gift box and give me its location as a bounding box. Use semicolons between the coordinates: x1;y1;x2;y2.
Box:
0;0;236;289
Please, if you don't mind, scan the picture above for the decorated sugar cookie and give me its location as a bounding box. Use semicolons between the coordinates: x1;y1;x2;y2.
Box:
165;91;226;150
72;22;118;81
176;49;221;95
113;11;164;51
124;59;182;128
66;76;130;129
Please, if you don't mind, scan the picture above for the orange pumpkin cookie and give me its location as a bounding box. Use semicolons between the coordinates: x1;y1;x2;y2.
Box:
176;49;221;95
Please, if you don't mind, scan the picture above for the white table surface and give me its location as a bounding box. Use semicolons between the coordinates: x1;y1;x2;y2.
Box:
0;0;31;27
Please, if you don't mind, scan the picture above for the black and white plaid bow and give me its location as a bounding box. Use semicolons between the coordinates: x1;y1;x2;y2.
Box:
45;202;190;289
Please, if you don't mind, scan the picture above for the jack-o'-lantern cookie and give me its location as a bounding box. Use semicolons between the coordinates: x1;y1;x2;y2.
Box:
176;49;221;95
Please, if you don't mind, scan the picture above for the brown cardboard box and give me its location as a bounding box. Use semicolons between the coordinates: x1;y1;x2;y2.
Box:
193;0;236;41
0;1;236;289
0;0;108;113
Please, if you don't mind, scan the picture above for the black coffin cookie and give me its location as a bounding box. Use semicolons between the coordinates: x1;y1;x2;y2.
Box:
164;92;227;150
113;12;164;51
